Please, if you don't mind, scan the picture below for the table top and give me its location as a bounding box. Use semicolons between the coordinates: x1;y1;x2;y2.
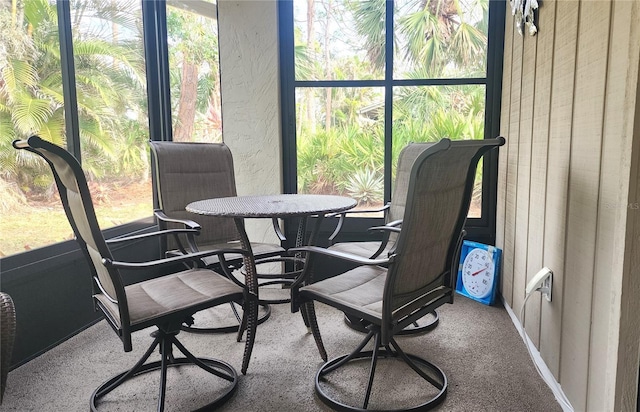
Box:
186;194;357;218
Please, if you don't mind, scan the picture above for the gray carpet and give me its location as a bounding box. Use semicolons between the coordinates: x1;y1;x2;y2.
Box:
1;291;561;411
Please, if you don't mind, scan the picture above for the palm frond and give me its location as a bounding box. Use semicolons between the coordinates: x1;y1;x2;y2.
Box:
11;98;53;134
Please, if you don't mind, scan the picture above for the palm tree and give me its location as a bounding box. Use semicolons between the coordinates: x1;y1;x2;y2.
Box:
294;0;489;199
0;0;147;196
166;5;221;143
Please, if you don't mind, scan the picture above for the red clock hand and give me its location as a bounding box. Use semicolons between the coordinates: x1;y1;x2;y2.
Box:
471;268;486;276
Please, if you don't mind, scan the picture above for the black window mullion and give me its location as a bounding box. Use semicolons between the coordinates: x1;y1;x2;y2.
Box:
392;78;486;86
477;0;506;244
279;0;297;194
279;0;504;243
142;0;173;143
383;0;395;203
56;0;81;161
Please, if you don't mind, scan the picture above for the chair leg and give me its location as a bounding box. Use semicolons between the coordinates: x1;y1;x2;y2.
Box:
158;338;169;412
90;329;238;411
362;332;381;409
314;328;447;412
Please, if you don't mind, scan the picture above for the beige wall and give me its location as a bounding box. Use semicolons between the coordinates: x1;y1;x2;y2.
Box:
217;0;283;244
497;1;640;411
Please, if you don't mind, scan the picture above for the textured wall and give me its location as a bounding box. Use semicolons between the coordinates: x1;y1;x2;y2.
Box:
497;1;640;410
217;0;283;244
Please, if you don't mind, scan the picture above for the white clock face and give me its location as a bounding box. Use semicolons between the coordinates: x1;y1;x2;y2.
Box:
462;248;495;299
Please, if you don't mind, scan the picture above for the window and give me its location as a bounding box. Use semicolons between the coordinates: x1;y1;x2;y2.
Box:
71;0;151;232
0;0;71;255
0;0;151;256
166;0;222;143
0;1;224;258
279;0;504;242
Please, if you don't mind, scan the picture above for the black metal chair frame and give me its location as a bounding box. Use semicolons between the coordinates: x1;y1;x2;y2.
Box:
149;141;297;334
14;136;259;412
328;142;440;336
291;137;505;412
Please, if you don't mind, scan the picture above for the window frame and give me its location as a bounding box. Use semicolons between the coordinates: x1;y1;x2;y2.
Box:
1;0;175;272
278;0;505;244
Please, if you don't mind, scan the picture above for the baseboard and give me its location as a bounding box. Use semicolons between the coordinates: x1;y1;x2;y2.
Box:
502;296;574;412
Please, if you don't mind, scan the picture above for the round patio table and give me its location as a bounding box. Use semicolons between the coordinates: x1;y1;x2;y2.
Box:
187;194;357;301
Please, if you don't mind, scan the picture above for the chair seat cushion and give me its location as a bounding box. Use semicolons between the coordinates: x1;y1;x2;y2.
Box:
95;268;244;329
328;241;392;259
300;265;387;322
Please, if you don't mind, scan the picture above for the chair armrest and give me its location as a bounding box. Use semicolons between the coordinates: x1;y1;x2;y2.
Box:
385;219;402;228
105;228;200;244
367;225;401;234
327;203;390;218
363;222;402;259
289;246;388;268
327;203;391;244
154;210;201;231
102;247;252;270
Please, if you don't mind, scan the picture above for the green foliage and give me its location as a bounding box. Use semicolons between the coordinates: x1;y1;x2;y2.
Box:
297;91;485;204
294;0;489;203
0;0;149;197
345;168;383;206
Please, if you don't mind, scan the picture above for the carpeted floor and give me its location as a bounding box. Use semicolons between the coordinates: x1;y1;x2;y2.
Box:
1;291;562;411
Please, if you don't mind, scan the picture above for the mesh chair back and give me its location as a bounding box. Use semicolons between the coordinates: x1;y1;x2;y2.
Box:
12;136;124;307
386;142;435;248
388;143;435;223
384;138;503;320
150;142;240;250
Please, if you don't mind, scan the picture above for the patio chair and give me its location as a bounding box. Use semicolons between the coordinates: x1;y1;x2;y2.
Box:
291;137;505;411
14;136;259;411
327;142;440;334
149;141;287;333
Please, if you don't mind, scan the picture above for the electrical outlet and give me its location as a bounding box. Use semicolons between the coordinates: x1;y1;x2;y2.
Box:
525;267;553;295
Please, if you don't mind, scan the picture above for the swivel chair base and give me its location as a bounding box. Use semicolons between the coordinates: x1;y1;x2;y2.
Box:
315;331;447;412
344;310;439;335
90;329;238;411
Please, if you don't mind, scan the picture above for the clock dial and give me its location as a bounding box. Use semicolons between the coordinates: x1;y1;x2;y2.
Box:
461;248;495;299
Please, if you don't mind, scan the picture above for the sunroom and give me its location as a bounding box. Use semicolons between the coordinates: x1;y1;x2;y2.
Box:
1;1;638;411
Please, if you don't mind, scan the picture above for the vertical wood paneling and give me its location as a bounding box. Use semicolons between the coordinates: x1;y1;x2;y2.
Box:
541;0;580;379
503;27;523;307
499;0;640;408
596;2;640;410
614;51;640;411
513;28;536;332
527;0;555;351
497;4;514;304
560;2;611;409
527;0;562;359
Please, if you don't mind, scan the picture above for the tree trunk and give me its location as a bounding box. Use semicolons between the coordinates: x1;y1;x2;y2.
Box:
323;0;333;133
173;61;199;142
306;0;316;133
